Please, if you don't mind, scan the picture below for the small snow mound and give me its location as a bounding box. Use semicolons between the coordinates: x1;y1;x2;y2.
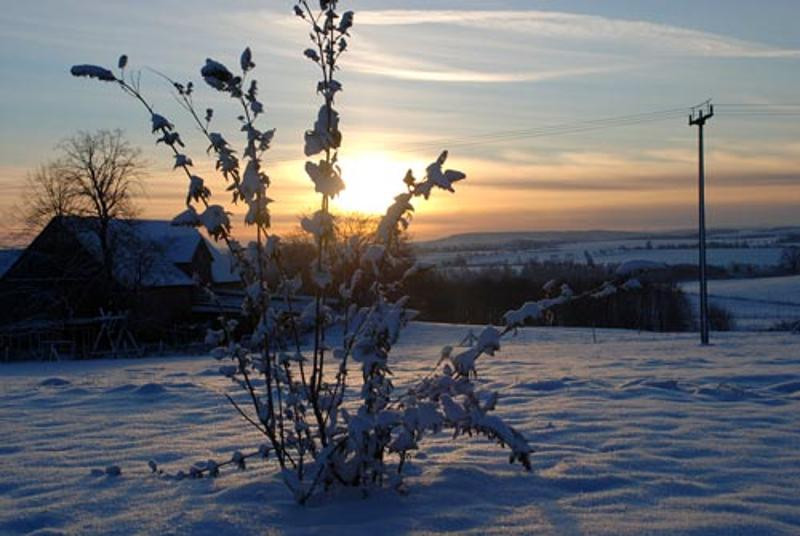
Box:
166;382;197;390
769;380;800;394
518;379;566;392
620;378;682;392
643;379;681;391
105;384;137;394
134;383;167;395
105;465;122;476
40;378;70;387
694;383;755;401
62;387;90;396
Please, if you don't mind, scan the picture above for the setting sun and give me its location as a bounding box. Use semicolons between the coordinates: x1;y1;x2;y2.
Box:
331;152;424;214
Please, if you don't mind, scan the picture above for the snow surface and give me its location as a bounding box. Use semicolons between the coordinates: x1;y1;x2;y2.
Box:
683;276;800;306
420;246;784;270
206;241;240;284
416;227;798;270
1;323;799;535
681;276;800;330
418;227;800;253
66;218;199;287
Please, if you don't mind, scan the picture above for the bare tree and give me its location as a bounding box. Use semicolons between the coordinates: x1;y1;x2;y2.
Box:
23;162;82;230
55;129;145;284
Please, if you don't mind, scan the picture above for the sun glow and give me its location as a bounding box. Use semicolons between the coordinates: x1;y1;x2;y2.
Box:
331;152;423;214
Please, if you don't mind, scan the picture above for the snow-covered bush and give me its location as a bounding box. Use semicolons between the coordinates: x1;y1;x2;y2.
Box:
71;1;537;504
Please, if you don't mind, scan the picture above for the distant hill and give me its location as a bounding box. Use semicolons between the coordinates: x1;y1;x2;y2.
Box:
416;230;647;250
415;226;800;251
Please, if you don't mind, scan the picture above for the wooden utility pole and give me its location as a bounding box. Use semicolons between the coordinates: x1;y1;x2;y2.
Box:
689;101;714;345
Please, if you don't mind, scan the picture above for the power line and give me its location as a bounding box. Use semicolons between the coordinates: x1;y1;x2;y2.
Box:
716;103;800;107
264;102;800;164
395;107;690;150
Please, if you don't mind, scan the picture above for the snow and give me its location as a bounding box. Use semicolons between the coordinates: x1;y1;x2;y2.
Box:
127;220;204;265
10;218;238;288
416;227;799;270
206;242;240;284
1;322;799;534
70;64;116;82
682;276;800;330
683;275;800;305
66;218;196;287
422;245;785;271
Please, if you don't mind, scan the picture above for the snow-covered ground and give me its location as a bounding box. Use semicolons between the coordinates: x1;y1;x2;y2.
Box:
421;246;784;270
682;276;800;330
415;227;799;270
1;323;799;535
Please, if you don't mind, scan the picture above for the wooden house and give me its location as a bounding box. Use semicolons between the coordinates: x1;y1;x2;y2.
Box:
0;217;240;357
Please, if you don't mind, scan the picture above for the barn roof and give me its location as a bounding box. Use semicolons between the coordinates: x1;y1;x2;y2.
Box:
3;217;241;289
63;218;196;287
0;249;23;278
206;242;240;284
59;217;227;288
127;220;204;265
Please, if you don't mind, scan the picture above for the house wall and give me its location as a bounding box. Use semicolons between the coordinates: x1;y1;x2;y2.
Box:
175;241;213;286
0;218;109;324
127;286;196;340
0;217;216;351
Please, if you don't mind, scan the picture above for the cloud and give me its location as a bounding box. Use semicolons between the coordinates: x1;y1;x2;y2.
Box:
329;9;633;84
345;52;617;83
472;172;800;193
356;10;800;59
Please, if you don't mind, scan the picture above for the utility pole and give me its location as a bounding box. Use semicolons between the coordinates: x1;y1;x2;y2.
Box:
689;101;713;345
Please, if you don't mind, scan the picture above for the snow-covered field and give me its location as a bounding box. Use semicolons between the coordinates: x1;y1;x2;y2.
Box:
421;246;784;270
682;276;800;330
1;323;800;535
415;227;799;270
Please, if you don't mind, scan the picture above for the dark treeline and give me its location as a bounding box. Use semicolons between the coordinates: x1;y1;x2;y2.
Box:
405;261;694;332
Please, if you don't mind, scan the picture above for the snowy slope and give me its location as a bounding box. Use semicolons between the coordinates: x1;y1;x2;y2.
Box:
682;276;800;330
415;227;798;270
419;245;784;270
1;323;799;535
683;275;800;305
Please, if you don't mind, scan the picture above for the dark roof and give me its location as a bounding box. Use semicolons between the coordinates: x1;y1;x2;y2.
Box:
62;218;198;287
5;217;241;288
0;249;23;278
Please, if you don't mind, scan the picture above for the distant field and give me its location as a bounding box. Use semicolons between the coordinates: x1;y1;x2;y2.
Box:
682;275;800;330
419;245;785;270
416;227;798;270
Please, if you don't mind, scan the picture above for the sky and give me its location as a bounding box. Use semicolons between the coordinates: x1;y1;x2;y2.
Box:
1;0;798;243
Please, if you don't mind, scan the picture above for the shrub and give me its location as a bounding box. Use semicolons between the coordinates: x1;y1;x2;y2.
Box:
72;1;532;504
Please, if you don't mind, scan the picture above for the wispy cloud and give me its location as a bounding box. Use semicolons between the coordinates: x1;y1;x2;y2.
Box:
346;49;618;83
356;10;800;59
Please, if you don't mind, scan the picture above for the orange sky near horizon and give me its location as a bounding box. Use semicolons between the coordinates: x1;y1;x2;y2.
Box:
1;3;798;247
3;134;797;248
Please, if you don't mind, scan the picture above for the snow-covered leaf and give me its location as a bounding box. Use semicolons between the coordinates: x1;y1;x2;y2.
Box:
70;64;116;81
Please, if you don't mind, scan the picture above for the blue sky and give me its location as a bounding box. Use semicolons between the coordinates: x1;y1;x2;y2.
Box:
1;1;798;241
